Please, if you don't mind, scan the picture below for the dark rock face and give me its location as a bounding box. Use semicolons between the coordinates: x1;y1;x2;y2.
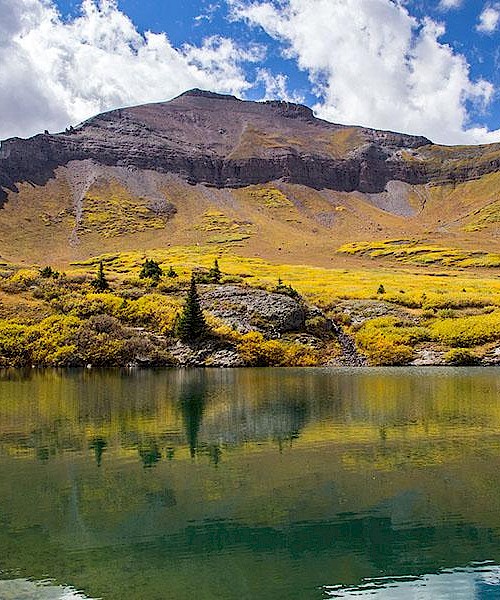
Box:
1;88;499;204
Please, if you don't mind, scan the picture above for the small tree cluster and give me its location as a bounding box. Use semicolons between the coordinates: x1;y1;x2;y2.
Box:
275;277;300;299
193;259;222;284
140;258;163;284
40;266;60;279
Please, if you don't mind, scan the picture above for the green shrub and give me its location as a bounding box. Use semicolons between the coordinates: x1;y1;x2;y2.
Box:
139;259;163;283
444;348;480;366
275;278;300;299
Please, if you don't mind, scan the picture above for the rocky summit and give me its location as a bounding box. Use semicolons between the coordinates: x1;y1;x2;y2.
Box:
0;88;436;201
4;88;500;204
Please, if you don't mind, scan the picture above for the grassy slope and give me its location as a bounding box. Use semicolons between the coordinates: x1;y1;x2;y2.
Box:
1;165;500;269
2;165;500;366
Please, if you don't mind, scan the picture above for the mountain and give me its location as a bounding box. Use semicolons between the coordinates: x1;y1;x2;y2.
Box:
1;88;500;266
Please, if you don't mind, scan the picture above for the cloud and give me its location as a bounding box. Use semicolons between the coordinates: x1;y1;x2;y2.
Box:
256;68;304;103
0;0;259;140
438;0;463;10
229;0;500;144
477;4;500;33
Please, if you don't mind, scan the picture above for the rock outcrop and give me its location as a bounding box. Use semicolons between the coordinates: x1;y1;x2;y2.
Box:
3;88;500;207
202;285;306;334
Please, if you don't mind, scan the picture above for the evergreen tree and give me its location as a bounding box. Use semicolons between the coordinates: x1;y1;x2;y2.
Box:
275;277;300;299
40;265;60;279
166;265;178;278
40;266;54;278
208;258;222;283
140;258;163;283
91;261;110;292
176;276;207;341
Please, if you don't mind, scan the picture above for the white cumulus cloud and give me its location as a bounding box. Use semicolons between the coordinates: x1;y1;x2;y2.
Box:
0;0;260;140
229;0;500;144
256;68;304;103
477;4;500;33
438;0;463;10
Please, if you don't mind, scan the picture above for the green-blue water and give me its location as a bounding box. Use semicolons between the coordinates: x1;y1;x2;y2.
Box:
1;367;500;599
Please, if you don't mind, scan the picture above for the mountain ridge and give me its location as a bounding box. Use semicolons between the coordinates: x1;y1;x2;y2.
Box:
0;88;448;207
2;89;500;267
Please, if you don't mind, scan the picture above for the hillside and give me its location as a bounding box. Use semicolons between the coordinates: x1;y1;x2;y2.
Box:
2;90;500;368
1;88;500;268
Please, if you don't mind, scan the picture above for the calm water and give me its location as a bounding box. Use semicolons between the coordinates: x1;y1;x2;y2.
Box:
1;368;500;599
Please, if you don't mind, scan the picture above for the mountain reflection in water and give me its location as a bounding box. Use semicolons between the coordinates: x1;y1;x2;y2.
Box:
1;367;500;600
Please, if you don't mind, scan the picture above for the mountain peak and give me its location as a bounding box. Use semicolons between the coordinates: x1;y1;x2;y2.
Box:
176;89;241;101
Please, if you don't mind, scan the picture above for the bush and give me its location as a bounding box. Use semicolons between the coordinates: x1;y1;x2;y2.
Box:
40;266;59;279
275;278;300;299
0;321;30;366
0;313;175;367
444;348;480;366
124;294;180;333
355;317;429;366
58;293;124;319
1;269;40;293
139;259;163;283
430;312;500;347
28;315;81;366
32;279;63;301
305;315;333;338
237;332;318;366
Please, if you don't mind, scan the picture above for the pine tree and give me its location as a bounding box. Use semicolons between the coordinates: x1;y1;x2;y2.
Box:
91;261;110;292
40;266;54;278
176;276;207;341
208;258;222;283
166;265;178;278
139;258;163;283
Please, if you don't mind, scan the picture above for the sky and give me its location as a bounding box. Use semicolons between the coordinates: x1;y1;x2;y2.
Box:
2;0;500;145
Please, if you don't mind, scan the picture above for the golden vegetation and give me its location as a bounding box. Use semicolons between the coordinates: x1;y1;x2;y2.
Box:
79;183;172;237
246;186;293;209
2;238;500;367
195;210;254;244
354;317;429;366
338;239;500;268
237;332;319;367
463;200;500;232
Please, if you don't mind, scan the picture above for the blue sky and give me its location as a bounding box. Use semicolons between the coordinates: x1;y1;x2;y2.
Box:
2;0;500;144
54;0;500;126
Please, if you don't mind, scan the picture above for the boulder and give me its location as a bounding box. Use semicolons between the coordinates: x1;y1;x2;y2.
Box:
201;285;306;334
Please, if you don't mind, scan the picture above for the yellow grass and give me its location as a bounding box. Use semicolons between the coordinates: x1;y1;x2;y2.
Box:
69;245;500;309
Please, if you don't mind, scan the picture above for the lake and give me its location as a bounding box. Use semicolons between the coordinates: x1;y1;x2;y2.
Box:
0;367;500;599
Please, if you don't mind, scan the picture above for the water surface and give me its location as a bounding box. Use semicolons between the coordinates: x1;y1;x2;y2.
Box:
1;367;500;599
